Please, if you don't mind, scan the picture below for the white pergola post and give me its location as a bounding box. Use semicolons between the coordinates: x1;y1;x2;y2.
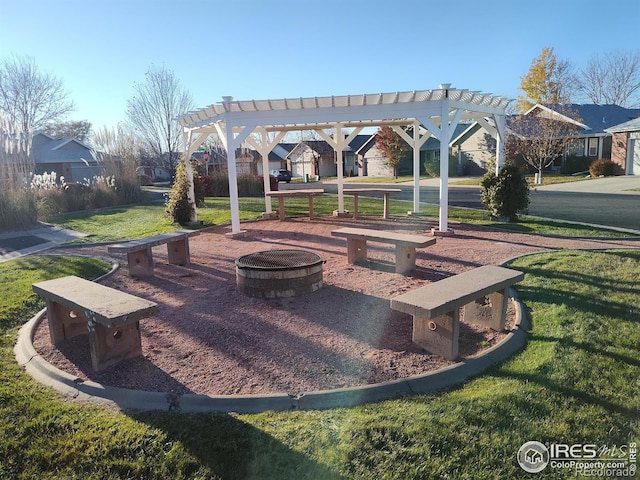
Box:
182;130;198;224
245;128;286;216
317;124;362;215
494;113;506;173
392;122;431;214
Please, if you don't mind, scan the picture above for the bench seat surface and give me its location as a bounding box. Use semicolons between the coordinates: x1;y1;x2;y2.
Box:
342;188;402;194
391;265;524;319
331;227;436;247
108;230;198;253
32;275;158;328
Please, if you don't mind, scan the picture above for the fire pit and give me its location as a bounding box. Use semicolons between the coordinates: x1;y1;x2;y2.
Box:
235;249;324;298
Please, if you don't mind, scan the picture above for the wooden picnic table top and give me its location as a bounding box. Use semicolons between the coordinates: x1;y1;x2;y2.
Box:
266;189;324;197
342;188;402;194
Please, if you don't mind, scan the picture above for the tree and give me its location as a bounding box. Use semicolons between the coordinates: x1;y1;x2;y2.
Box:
42;120;92;143
516;47;577;112
0;55;75;133
579;50;640;107
507;105;583;184
126;64;194;176
375;126;412;178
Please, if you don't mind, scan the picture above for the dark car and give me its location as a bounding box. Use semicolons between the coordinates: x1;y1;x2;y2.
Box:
270;169;292;183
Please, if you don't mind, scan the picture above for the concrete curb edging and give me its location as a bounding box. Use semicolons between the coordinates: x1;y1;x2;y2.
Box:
14;287;529;413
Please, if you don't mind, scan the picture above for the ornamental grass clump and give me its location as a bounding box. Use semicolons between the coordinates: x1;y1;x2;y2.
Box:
480;163;529;222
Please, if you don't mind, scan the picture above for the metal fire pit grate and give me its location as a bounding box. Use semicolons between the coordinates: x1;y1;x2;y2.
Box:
236;249;323;270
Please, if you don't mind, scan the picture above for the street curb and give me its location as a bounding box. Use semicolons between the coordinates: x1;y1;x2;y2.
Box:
14;287;528;413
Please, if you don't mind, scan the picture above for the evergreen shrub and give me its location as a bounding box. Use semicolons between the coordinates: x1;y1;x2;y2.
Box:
480;162;529;222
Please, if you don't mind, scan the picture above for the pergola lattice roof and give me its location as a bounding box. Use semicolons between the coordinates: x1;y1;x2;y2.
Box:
179;86;511;234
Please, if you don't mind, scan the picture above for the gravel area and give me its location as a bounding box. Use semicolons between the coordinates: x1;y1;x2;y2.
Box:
32;215;640;396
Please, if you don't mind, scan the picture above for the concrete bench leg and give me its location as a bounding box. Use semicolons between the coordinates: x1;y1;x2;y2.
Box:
167;238;190;265
352;194;360;219
88;320;143;371
46;300;87;345
464;288;509;331
307;194;315;219
127;247;154;277
346;238;368;264
277;197;286;221
395;245;417;274
412;310;460;360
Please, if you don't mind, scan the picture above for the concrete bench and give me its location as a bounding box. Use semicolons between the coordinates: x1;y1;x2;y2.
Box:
331;227;436;274
108;230;199;277
266;189;325;221
390;265;524;360
342;188;402;219
32;275;159;371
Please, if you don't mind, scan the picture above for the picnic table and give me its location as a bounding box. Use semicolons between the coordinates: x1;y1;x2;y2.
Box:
266;189;325;220
342;188;402;219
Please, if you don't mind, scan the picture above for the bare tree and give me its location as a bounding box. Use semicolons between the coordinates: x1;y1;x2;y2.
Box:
42;120;92;143
0;55;75;133
126;64;194;175
507;105;583;184
579;50;640;107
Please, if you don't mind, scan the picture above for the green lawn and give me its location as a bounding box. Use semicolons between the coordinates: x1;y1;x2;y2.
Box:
1;250;638;478
50;195;632;244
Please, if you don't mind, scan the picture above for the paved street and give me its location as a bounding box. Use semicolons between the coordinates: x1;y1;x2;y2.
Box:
324;176;640;231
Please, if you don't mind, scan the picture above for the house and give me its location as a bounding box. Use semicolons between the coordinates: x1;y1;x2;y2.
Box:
32;132;102;183
455;104;640;174
355;124;474;177
605;117;640;175
286;140;336;178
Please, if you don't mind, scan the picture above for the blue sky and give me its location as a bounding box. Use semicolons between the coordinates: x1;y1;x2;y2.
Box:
1;0;639;132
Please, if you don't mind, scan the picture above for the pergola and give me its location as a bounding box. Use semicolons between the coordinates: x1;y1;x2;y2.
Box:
178;84;510;235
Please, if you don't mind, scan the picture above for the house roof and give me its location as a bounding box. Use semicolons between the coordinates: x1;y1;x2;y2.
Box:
528;104;640;135
32;132;98;164
571;104;640;134
604;116;640;133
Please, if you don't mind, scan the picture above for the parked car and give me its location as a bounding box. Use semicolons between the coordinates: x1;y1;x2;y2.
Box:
270;169;292;183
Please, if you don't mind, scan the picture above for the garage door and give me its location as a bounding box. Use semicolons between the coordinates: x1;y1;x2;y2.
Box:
629;133;640;175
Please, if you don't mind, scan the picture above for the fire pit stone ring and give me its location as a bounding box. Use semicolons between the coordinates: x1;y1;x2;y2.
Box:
235;249;324;298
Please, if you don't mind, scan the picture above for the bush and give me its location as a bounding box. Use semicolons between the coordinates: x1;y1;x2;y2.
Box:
589;159;619;177
424;155;460;177
560;155;592;174
165;160;198;225
198;173;263;197
480;162;529;222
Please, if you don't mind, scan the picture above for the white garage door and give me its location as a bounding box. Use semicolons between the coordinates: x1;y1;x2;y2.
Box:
629;133;640;175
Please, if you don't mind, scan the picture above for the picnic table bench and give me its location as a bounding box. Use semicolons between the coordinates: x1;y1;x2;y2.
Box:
331;227;436;274
108;230;199;277
266;189;325;221
32;275;159;371
390;265;524;360
342;188;402;219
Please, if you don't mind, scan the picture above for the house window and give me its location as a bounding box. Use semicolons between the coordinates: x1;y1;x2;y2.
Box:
588;138;598;157
568;139;584;157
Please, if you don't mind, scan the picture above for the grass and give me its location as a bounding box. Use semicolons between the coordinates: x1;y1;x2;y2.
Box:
451;174;590;187
1;249;638;478
49;196;635;245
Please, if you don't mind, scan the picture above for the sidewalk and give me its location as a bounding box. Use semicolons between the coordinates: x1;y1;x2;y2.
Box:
0;224;87;263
